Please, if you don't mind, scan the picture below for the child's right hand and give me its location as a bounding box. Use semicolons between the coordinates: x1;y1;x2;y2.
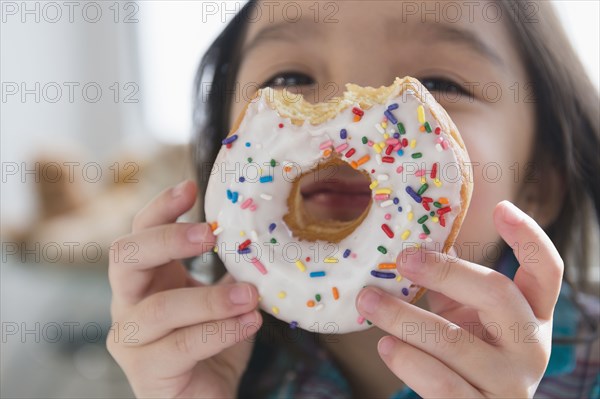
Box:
107;180;262;398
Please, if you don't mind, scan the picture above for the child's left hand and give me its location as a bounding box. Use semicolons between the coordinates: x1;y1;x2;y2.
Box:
356;200;564;398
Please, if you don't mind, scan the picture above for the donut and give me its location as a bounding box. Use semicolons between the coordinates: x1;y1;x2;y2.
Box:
205;76;472;333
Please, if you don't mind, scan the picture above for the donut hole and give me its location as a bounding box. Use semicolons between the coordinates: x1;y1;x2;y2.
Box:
283;157;372;243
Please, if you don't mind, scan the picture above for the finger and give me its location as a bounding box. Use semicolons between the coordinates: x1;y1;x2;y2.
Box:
493;200;564;320
111;223;215;271
120;283;259;345
425;291;486;339
132;180;198;233
425;290;458;314
377;336;482;398
356;287;503;384
217;273;236;285
396;248;534;329
184;273;234;289
109;223;215;302
139;311;262;377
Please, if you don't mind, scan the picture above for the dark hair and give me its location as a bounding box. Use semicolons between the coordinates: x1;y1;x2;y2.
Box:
497;1;600;292
193;0;599;292
192;0;257;226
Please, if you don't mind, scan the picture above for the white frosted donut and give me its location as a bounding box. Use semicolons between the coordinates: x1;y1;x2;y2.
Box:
205;77;472;333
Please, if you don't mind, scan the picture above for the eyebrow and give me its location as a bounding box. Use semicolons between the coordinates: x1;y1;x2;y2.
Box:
413;23;505;67
244;17;504;68
242;20;321;54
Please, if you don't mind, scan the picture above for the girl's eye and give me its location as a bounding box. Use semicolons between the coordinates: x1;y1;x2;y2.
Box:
419;77;469;96
262;72;315;88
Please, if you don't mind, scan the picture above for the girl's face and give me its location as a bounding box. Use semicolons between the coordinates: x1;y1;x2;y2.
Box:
231;0;535;266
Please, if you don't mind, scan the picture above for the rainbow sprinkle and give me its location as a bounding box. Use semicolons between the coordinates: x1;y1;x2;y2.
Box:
250;257;267;275
371;270;395;279
222;135;238;145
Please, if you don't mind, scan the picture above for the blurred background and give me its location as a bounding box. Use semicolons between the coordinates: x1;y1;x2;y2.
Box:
1;1;598;397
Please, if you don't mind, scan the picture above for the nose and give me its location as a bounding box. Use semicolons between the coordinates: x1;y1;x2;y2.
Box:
313;49;399;102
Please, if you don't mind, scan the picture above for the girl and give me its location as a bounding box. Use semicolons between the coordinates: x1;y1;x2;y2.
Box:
107;1;599;397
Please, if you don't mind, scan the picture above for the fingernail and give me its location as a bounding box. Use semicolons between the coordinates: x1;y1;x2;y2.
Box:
358;288;381;314
187;224;208;243
229;284;252;305
172;181;187;198
239;311;257;324
502;201;524;225
378;336;395;356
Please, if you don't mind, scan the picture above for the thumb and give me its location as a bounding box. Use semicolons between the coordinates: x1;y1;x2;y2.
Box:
493;200;563;320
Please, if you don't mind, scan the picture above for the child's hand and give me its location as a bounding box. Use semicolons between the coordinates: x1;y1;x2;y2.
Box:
107;180;262;398
356;200;563;398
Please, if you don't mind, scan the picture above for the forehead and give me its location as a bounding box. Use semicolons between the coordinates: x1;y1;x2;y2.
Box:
245;0;502;29
243;0;513;65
